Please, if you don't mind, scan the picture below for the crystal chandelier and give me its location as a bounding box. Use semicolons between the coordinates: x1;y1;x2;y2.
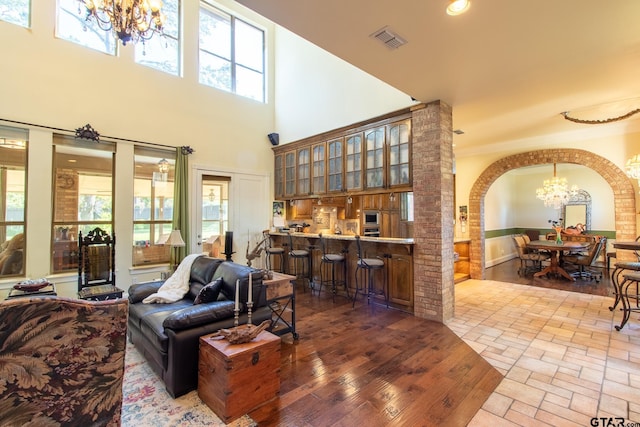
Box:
535;163;578;210
78;0;166;45
625;154;640;181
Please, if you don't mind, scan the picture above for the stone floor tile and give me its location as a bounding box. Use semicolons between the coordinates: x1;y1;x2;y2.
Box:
570;393;599;417
481;392;513;417
468;409;520;427
495;378;545;408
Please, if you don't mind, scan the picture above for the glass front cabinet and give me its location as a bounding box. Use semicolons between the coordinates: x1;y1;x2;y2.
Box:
272;114;412;200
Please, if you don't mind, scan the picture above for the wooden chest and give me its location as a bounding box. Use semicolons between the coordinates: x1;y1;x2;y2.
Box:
198;330;281;423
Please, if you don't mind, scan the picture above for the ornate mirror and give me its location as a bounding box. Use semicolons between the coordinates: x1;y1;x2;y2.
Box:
563;189;592;231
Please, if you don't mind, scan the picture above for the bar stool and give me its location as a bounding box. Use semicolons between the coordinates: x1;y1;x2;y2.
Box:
263;230;285;273
615;271;640;331
610;261;640;312
288;232;312;293
318;233;349;301
352;235;388;308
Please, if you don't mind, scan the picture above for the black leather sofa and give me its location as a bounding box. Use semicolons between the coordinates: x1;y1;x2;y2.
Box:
127;256;272;397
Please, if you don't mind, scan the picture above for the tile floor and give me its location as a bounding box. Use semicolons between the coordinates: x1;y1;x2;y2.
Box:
449;279;640;427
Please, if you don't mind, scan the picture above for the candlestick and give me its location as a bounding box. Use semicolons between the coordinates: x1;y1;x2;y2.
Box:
248;271;252;305
234;278;240;326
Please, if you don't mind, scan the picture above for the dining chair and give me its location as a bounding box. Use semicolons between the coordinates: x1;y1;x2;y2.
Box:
563;236;607;282
512;235;550;276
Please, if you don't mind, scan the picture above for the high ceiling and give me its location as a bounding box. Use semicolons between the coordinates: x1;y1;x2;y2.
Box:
236;0;640;155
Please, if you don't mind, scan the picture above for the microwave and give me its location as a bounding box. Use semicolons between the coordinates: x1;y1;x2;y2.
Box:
363;210;380;226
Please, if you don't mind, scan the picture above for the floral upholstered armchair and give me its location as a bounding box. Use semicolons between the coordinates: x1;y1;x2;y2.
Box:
0;296;128;426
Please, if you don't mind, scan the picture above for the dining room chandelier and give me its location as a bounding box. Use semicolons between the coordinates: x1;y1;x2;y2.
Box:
78;0;166;45
536;163;579;209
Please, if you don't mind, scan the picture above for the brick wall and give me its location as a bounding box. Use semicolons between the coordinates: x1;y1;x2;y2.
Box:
411;101;455;323
468;148;637;278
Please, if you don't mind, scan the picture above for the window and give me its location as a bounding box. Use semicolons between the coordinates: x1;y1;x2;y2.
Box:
133;150;175;266
199;2;265;102
0;0;30;27
0;127;27;278
201;176;229;257
56;0;117;55
52;138;114;274
135;0;181;76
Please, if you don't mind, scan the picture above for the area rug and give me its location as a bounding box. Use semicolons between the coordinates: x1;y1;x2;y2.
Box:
121;343;256;427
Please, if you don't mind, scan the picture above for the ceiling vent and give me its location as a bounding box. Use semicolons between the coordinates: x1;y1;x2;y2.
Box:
370;26;407;50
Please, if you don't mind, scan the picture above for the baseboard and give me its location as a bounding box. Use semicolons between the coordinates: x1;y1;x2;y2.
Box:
486;253;517;268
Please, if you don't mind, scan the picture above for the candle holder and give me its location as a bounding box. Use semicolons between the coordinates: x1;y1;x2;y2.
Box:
233;307;240;327
246;301;253;326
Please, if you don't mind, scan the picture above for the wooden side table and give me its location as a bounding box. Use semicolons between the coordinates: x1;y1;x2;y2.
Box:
198;330;280;423
264;272;298;339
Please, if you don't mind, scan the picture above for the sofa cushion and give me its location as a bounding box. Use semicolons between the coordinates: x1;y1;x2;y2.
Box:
193;278;223;305
128;280;163;304
163;300;236;331
133;300;193;352
189;256;223;288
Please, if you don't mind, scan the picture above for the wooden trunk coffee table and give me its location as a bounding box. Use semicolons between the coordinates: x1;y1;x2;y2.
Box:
198;330;280;423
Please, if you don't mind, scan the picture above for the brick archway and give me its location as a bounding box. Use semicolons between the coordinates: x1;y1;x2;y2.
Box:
468;148;636;279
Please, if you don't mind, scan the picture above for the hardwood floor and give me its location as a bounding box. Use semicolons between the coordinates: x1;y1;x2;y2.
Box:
249;289;503;426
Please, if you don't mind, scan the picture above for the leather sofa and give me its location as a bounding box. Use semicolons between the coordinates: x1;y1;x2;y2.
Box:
127;256;272;397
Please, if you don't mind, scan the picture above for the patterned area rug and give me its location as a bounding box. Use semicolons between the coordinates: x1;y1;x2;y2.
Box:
122;343;256;427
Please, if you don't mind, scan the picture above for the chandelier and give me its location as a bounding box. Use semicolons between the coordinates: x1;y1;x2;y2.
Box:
535;163;578;210
78;0;166;45
625;154;640;181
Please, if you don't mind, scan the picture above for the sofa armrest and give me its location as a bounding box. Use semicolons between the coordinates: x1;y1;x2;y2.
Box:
163;300;236;331
128;280;163;303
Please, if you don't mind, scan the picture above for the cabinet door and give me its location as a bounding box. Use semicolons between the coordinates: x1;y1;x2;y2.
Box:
274;154;284;199
345;133;363;191
297;148;310;196
311;143;326;195
284;151;296;197
364;127;385;189
327;138;343;192
388;254;413;308
387;120;411;187
361;194;383;210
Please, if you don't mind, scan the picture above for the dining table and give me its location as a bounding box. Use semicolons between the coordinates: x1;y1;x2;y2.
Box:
526;239;590;281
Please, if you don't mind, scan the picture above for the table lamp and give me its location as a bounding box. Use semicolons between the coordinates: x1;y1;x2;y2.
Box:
166;229;186;272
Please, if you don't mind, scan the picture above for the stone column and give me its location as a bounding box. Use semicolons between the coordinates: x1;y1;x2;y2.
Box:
411;101;455;323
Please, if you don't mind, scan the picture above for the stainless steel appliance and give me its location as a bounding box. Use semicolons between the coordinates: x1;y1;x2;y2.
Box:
363;210;380;227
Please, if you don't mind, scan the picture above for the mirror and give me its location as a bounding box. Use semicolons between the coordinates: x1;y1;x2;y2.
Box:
563;189;592;231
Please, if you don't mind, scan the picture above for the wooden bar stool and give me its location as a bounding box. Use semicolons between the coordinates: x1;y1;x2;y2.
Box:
318;233;349;301
288;233;312;293
263;230;285;273
615;271;640;331
352;235;387;308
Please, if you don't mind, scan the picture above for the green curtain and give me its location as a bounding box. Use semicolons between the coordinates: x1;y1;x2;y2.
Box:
172;147;190;266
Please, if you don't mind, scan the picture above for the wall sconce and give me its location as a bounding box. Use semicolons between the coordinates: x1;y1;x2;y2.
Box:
389;192;396;202
290;199;295;206
346;195;353;204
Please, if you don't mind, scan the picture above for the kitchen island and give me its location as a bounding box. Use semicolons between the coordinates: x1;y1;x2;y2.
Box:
269;232;414;312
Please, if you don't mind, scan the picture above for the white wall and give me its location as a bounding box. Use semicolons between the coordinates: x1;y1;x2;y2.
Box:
273;26;414;145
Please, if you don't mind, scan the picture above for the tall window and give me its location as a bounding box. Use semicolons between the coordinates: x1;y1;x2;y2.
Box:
0;0;30;27
52;138;114;274
57;0;117;55
0;127;27;278
199;2;265;102
133;150;175;266
135;0;181;76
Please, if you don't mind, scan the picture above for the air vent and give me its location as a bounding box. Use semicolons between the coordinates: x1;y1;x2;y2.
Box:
370;26;407;50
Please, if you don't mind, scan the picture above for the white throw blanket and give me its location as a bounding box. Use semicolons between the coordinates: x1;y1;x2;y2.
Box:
142;253;203;304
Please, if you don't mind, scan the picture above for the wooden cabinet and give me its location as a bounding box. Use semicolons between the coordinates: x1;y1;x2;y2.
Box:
311;143;326;195
361;194;384;210
327;138;343;192
284;151;296;198
345;132;363;192
274;154;284;199
454;240;470;283
387;253;413;307
286;199;313;220
387;120;411;187
380;210;400;238
364;126;385;189
198;331;280;423
296;147;310;196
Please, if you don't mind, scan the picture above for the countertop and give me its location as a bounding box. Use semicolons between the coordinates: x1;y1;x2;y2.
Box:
270;231;414;245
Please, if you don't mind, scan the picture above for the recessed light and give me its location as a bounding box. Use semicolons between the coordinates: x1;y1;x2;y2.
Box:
453;129;465;135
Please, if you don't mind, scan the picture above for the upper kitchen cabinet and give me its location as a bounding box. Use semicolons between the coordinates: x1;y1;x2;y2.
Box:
284;151;296;198
364;126;385;190
274;154;284;199
388;119;411;187
311;143;326;195
345;132;363;192
296;147;311;196
327;138;344;193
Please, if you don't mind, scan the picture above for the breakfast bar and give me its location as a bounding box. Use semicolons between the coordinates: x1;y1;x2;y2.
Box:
268;232;415;312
